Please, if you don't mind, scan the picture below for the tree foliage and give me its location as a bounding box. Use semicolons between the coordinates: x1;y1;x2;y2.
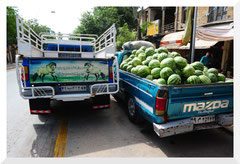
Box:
7;7;18;46
74;7;135;36
26;19;55;35
7;7;54;47
116;23;136;51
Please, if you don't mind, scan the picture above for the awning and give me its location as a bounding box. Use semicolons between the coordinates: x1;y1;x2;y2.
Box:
179;38;218;49
160;31;184;49
160;31;217;49
196;22;234;41
160;21;233;49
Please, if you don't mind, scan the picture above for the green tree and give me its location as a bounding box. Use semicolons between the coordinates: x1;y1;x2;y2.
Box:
7;7;55;45
26;19;54;35
74;7;135;36
116;23;136;51
7;7;18;46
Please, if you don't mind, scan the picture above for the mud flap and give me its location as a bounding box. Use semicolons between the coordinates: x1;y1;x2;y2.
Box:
92;95;110;109
29;98;51;114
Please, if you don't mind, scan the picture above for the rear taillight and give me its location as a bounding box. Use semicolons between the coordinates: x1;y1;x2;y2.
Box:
21;66;29;81
109;66;113;80
155;90;168;116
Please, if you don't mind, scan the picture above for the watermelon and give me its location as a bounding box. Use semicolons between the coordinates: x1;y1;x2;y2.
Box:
135;65;142;69
160;58;176;69
120;61;127;69
207;68;218;76
123;64;129;71
199;75;211;84
128;61;133;66
217;81;225;83
167;53;174;59
217;73;226;82
137;65;151;77
138;53;147;62
152;53;160;59
146;75;153;80
139;46;146;51
207;73;218;82
157;52;168;62
174;69;182;76
160;67;174;79
146;56;153;60
182;65;195;77
151;68;161;79
131;67;138;75
149;59;161;69
132;50;137;55
167;74;181;85
191;61;204;71
125;58;132;63
136;49;145;56
153;78;167;85
194;70;203;76
132;57;142;67
186;75;201;84
171;52;181;58
145;47;155;57
174;56;188;69
142;59;151;66
134;65;142;73
203;66;208;73
129;54;135;59
127;65;133;72
156;47;168;54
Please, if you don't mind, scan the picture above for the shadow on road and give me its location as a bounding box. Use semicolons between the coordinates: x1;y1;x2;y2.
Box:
30;97;233;157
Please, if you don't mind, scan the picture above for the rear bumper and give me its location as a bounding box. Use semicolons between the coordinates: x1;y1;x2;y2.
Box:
153;113;233;138
21;84;117;101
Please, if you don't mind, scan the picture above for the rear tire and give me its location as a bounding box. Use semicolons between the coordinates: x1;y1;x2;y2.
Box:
127;96;142;124
29;98;51;114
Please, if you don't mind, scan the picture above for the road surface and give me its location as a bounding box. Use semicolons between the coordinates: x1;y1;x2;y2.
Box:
7;68;233;157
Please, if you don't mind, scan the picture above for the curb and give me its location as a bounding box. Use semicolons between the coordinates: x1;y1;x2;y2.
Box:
7;66;16;70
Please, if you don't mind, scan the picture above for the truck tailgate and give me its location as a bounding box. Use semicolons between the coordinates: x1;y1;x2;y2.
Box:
166;83;233;120
23;57;112;85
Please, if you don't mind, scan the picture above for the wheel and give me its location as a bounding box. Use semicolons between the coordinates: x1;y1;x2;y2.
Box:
29;98;51;114
127;96;142;124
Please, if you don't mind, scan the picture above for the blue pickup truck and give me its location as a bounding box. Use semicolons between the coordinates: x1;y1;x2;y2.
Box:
114;50;233;138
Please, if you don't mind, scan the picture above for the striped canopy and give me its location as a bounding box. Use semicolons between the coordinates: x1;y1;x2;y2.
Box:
196;22;234;41
160;22;233;49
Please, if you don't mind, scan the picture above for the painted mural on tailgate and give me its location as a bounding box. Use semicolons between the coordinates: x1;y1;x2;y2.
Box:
29;60;109;83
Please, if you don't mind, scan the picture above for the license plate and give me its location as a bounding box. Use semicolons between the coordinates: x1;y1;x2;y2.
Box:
60;85;87;92
191;115;215;124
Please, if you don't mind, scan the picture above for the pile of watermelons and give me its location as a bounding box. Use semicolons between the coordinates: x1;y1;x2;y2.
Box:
120;46;233;85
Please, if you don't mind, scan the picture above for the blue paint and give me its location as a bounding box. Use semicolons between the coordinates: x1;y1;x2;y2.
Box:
44;44;93;52
116;51;233;125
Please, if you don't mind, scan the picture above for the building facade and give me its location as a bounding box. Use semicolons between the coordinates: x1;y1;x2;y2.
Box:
139;7;233;36
139;6;234;76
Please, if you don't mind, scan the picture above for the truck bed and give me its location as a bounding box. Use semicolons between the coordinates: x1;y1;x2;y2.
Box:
118;69;233;124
